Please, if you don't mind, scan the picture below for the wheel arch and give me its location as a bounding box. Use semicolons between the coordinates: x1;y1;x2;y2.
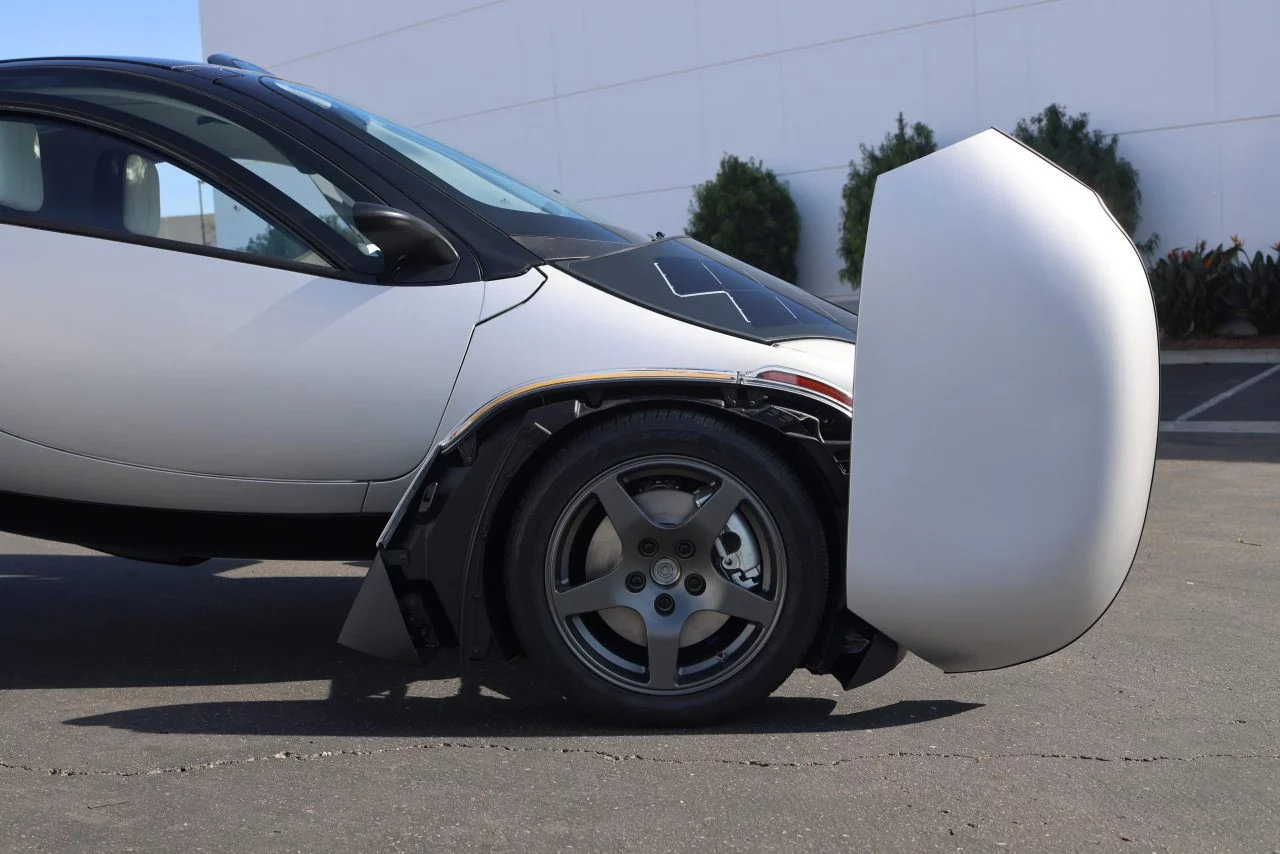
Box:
477;393;851;662
339;372;855;670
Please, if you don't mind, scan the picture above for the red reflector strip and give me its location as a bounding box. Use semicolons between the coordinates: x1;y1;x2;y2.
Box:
756;370;853;408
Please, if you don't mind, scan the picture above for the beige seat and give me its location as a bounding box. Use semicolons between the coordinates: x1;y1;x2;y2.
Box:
0;120;44;212
121;153;161;237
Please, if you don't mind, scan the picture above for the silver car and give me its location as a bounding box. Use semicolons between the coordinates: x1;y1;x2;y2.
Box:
0;55;1159;724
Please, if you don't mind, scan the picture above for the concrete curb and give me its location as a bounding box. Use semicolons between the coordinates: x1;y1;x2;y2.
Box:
1161;349;1280;365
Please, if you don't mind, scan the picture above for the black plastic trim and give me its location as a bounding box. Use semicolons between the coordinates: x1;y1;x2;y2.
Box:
511;234;632;261
206;53;271;73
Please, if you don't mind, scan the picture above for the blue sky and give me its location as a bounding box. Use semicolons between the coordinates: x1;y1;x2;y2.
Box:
3;0;201;62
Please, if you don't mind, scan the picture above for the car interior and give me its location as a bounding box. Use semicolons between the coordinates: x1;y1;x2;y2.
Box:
0;115;334;265
1;117;173;241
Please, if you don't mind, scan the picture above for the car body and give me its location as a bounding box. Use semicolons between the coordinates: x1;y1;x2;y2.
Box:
0;56;1159;723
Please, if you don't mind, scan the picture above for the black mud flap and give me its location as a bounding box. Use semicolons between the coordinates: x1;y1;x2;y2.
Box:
338;475;458;667
336;406;579;668
338;552;433;666
806;609;907;691
833;634;907;691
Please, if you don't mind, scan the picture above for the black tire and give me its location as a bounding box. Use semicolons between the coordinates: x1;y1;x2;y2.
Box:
504;408;828;726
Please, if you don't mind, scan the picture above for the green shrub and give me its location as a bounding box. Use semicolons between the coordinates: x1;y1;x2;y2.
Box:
1242;243;1280;333
1148;237;1280;337
1013;104;1150;249
1148;240;1244;337
687;154;801;282
838;113;937;286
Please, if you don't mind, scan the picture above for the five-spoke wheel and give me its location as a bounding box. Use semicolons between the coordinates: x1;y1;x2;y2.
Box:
505;409;827;725
547;457;784;693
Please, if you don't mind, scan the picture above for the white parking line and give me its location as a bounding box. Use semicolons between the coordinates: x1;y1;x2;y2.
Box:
1172;363;1280;422
1161;421;1280;434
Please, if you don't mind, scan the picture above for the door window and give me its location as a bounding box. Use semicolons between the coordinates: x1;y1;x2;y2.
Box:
0;116;328;266
0;69;383;270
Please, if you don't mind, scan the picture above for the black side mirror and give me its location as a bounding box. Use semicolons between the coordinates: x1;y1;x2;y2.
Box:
352;202;460;283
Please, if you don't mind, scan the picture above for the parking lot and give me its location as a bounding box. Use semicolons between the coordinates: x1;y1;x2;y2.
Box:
2;361;1279;853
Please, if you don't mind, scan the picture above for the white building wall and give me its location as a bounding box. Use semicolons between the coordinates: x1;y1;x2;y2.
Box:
201;0;1280;295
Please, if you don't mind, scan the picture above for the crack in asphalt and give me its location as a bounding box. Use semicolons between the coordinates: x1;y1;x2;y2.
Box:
3;743;1279;778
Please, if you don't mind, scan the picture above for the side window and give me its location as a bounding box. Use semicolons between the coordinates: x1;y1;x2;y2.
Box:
0;116;328;266
0;70;382;269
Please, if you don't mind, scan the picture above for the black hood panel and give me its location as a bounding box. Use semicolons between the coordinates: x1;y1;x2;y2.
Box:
558;237;857;344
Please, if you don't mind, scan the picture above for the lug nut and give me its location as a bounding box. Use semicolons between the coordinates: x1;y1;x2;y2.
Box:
684;574;706;596
675;540;696;559
625;571;647;593
654;593;675;616
638;538;659;557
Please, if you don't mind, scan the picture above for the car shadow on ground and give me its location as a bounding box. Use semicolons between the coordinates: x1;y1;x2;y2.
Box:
63;685;980;739
0;551;981;737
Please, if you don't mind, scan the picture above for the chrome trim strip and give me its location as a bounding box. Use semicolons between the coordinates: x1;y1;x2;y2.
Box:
440;368;739;449
376;444;440;549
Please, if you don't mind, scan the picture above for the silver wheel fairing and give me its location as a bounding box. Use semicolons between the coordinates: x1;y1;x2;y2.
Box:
545;456;786;695
848;128;1158;672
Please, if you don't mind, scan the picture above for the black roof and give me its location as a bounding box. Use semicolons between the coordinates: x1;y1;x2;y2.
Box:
0;55;203;69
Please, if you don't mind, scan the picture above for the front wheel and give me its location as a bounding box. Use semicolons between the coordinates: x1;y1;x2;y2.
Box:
504;408;828;725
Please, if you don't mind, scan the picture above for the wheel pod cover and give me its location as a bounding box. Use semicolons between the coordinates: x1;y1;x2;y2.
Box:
845;129;1159;673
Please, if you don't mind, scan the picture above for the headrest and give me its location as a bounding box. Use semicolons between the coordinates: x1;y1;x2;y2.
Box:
0;121;44;212
122;154;160;237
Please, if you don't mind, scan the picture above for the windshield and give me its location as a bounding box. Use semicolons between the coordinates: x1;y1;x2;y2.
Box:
268;78;640;244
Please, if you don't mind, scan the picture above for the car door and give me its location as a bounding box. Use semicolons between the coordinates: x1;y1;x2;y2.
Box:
845;129;1159;674
0;74;484;513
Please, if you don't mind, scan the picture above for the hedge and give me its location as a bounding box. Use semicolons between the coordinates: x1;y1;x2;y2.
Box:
686;154;801;282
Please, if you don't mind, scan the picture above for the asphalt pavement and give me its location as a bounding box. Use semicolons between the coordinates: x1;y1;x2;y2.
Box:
1;363;1278;852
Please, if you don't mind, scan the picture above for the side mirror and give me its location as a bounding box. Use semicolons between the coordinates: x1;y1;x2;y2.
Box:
352;202;460;283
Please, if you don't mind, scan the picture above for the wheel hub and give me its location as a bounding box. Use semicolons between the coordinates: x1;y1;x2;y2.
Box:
650;556;681;586
582;487;744;647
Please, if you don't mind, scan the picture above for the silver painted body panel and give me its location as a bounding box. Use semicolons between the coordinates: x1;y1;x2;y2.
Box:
361;469;420;514
846;130;1158;673
432;267;854;448
772;337;857;366
0;426;368;513
0;224;842;515
360;268;849;516
0;227;482;501
478;268;547;321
